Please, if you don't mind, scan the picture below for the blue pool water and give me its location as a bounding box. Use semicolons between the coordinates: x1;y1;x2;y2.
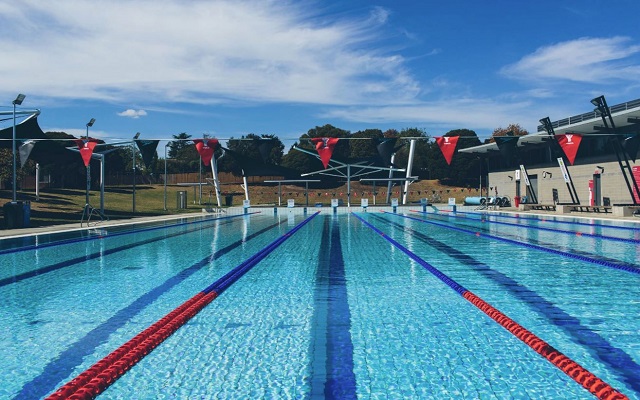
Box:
0;209;639;399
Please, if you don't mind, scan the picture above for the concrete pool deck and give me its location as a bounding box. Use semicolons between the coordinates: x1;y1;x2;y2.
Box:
1;204;638;239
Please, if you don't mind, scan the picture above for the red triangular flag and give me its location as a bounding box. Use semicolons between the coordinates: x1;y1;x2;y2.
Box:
436;136;459;165
311;137;339;168
193;139;219;166
74;139;98;167
555;133;582;165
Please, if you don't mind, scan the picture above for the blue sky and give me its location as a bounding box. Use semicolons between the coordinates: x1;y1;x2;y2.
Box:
1;0;640;153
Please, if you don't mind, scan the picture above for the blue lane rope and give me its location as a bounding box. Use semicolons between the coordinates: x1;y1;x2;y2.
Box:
461;210;640;232
417;210;640;245
391;212;640;275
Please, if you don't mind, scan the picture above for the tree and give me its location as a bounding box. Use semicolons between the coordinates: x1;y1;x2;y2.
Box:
167;133;199;173
218;133;285;175
392;127;431;176
349;129;383;160
486;123;530;143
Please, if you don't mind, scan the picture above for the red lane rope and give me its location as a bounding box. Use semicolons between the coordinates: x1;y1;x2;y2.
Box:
463;292;627;400
46;291;218;399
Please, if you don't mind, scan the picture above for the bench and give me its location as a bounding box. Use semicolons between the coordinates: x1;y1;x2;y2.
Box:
522;204;556;211
570;205;611;213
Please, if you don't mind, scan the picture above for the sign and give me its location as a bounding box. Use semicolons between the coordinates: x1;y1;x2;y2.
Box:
514;169;520;181
287;199;295;208
448;198;456;206
435;136;459;165
311;137;339;168
557;157;571;183
420;198;427;205
391;198;398;207
361;198;368;207
331;198;339;207
243;199;250;208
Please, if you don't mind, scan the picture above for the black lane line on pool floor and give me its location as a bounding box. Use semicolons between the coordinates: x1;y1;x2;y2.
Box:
15;220;282;400
0;213;257;255
370;214;640;395
462;210;640;232
310;217;357;399
422;210;639;244
401;212;640;275
415;211;640;271
0;215;252;288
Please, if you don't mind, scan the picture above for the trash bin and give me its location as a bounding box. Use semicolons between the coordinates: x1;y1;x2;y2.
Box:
3;201;29;229
225;195;233;207
177;191;187;209
514;196;520;207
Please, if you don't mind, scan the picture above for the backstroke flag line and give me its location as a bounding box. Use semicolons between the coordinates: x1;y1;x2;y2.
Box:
311;137;339;168
135;140;160;169
435;136;459;165
375;138;398;166
19;140;36;167
74;139;98;167
193;139;220;166
555;133;582;165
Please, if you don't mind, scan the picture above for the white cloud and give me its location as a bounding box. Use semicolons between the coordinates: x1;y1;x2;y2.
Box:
117;109;147;119
0;1;418;106
501;37;640;83
319;97;563;135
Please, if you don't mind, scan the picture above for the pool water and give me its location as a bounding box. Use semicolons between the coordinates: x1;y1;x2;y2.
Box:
0;210;638;399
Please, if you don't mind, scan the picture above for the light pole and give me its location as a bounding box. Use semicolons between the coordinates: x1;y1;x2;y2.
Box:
164;142;169;211
85;118;95;205
132;132;140;214
12;94;26;202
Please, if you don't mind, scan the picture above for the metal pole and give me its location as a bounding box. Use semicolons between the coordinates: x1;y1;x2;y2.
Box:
12;102;17;202
198;161;202;205
386;154;395;204
210;154;222;207
347;164;351;207
86;124;90;205
132;141;136;214
35;163;40;201
100;155;105;214
163;143;168;211
403;139;416;205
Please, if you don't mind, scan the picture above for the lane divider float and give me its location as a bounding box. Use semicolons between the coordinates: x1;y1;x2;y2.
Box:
46;211;319;400
354;213;627;400
397;212;640;275
412;210;640;244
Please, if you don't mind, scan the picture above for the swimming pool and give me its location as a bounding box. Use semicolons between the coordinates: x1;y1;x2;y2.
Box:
0;209;638;399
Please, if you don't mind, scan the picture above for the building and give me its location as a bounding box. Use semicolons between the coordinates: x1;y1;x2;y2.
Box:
459;97;640;215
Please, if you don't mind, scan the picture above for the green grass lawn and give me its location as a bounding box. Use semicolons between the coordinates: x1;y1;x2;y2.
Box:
0;185;206;228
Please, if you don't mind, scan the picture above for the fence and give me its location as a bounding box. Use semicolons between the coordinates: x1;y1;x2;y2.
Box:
18;172;285;190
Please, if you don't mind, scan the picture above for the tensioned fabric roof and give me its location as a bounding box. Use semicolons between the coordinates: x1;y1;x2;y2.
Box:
459;98;640;155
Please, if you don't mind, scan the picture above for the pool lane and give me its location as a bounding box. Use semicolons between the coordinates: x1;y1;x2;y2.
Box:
19;219;283;400
44;213;319;399
0;216;244;287
397;212;640;275
370;213;640;395
309;217;356;399
355;213;628;399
